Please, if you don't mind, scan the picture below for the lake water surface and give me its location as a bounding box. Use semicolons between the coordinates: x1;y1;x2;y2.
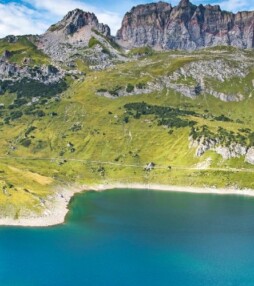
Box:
1;189;254;286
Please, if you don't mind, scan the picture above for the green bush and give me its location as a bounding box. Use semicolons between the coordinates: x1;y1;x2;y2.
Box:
20;138;31;147
129;47;154;57
97;88;108;93
214;114;233;122
25;126;37;137
126;84;134;93
10;110;23;120
136;83;146;89
35;110;45;117
88;37;110;54
89;37;101;48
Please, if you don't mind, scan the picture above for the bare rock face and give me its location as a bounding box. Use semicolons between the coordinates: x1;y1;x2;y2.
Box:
37;9;126;70
48;9;110;37
116;0;254;50
215;144;247;160
0;60;64;84
245;147;254;165
38;9;112;65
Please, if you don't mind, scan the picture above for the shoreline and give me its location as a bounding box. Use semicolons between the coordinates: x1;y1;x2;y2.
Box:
0;183;254;227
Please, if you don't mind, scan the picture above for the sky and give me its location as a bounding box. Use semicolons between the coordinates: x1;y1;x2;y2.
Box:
0;0;253;37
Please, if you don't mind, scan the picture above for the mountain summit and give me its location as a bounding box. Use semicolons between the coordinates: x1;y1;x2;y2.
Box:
47;9;111;37
37;9;116;66
116;0;254;50
38;1;254;53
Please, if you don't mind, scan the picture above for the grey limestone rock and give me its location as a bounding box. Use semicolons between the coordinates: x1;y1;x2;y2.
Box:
245;147;254;165
116;0;254;50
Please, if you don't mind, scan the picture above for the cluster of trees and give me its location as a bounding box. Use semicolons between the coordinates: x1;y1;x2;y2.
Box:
124;102;197;129
97;85;122;96
213;114;233;122
0;78;66;123
217;127;247;146
124;102;197;117
97;82;147;97
0;79;68;102
190;125;213;141
190;125;249;147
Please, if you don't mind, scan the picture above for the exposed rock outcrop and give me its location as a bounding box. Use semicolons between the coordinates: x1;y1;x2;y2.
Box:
37;9;125;69
190;136;254;164
245;147;254;164
189;136;218;157
215;144;247;160
58;9;110;37
116;0;254;50
167;59;249;101
98;58;250;102
0;61;64;84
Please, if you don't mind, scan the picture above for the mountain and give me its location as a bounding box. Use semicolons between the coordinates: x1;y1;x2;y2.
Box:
37;9;124;69
0;2;254;222
116;0;254;50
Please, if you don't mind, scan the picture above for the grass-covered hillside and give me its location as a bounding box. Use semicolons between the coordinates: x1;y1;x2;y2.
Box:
0;35;49;65
0;46;254;218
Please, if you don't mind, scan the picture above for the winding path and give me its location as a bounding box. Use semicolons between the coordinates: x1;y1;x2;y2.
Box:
1;156;254;173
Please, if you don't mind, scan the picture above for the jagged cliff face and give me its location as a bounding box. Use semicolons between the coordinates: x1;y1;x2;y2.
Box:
47;9;110;37
116;0;254;50
38;9;112;64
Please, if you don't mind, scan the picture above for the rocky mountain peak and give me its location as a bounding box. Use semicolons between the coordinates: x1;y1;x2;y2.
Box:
178;0;191;8
64;8;85;20
116;0;254;50
39;8;121;69
47;9;110;37
128;2;172;15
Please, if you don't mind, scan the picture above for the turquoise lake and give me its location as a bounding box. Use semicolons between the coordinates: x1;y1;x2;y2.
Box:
1;189;254;286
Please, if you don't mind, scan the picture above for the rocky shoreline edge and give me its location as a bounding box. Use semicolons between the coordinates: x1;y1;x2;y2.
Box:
0;183;254;227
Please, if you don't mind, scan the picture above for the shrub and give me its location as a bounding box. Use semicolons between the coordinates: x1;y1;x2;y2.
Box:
97;88;108;93
10;110;23;120
123;116;129;123
126;84;134;93
25;126;37;137
136;83;146;89
88;37;101;48
20;138;31;147
214;114;233;122
129;46;154;57
35;110;45;117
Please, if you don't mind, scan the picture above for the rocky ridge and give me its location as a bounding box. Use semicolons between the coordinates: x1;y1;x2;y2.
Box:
38;9;125;69
97;58;250;102
116;0;254;50
189;136;254;164
167;59;249;101
0;58;64;84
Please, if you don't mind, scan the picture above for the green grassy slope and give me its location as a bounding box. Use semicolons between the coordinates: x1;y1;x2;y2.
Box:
0;47;254;218
0;36;49;65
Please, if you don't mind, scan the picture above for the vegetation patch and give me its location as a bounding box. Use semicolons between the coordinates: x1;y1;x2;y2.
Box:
129;46;154;57
124;102;197;129
190;125;251;147
0;36;49;65
88;37;110;54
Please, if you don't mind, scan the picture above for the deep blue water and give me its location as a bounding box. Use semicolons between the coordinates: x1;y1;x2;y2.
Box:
1;189;254;286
